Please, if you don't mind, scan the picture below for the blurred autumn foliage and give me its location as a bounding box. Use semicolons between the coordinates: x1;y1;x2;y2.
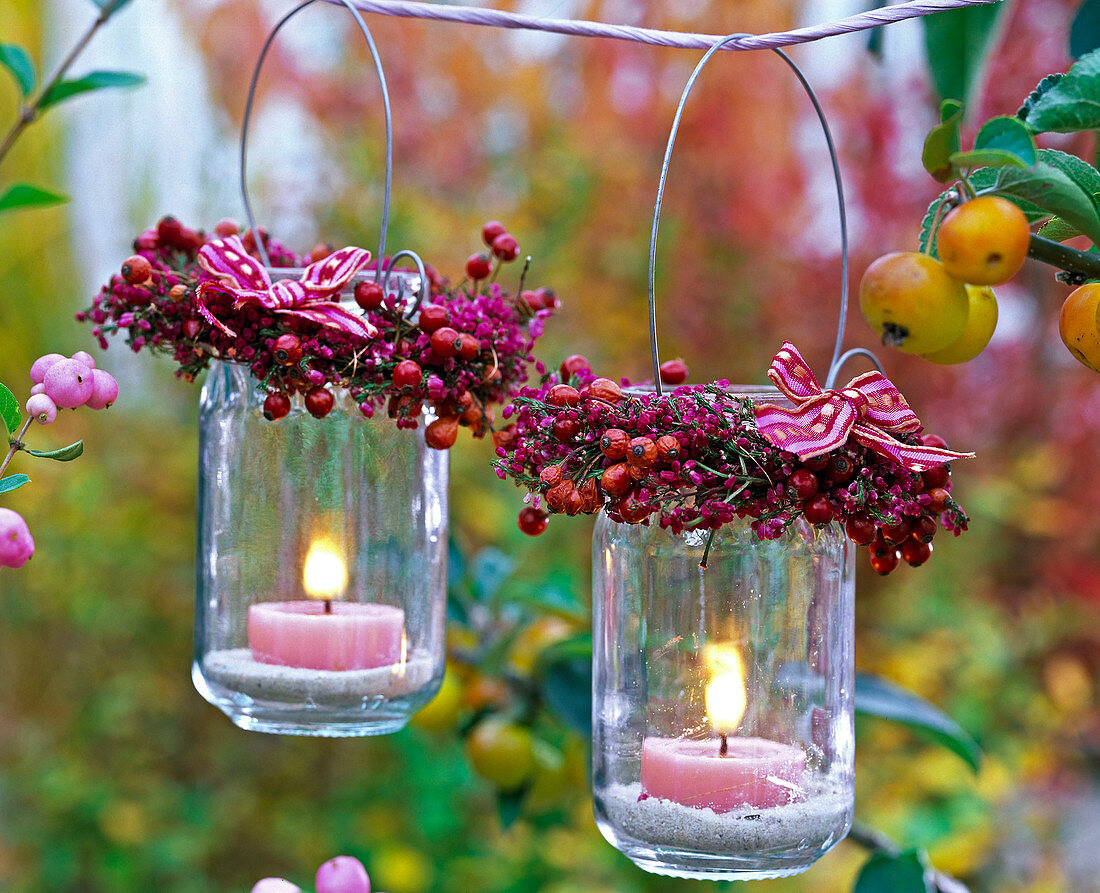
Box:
1;0;1099;891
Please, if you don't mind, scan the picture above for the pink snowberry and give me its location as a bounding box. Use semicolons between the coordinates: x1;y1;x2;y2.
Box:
0;508;34;569
70;350;96;370
26;393;57;425
29;353;66;385
85;369;119;410
250;880;302;893
42;359;94;408
29;383;46;396
315;856;370;893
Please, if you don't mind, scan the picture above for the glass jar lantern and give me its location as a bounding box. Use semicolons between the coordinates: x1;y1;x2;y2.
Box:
192;353;448;737
592;503;855;880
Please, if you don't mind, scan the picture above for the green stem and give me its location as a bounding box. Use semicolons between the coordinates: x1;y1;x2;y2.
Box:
1;417;34;479
0;2;122;166
1027;233;1100;281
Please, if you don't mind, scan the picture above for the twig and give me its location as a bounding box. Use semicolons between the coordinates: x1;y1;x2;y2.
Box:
1027;233;1100;281
0;1;128;165
1;417;34;479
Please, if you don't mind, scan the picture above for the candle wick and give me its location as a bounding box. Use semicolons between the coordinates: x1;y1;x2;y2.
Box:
324;599;333;615
719;733;728;756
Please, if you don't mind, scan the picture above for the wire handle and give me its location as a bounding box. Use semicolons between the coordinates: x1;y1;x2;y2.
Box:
240;0;427;318
647;34;867;395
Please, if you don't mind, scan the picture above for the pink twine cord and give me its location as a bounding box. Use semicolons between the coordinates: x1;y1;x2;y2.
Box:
322;0;1001;51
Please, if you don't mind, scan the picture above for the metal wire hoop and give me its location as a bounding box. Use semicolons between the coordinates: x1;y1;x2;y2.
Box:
648;34;863;395
240;0;429;318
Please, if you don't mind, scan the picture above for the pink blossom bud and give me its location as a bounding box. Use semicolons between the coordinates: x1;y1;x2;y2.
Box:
315;856;370;893
70;350;96;370
26;393;57;425
29;353;66;385
85;369;119;410
0;508;34;568
42;359;94;408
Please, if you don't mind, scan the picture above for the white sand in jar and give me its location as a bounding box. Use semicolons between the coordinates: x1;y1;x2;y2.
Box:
203;648;435;705
598;782;851;854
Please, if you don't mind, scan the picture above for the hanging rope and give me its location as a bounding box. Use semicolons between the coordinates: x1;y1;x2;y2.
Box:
320;0;1001;51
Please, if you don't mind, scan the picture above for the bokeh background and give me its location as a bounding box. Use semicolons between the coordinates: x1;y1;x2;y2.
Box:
2;0;1099;890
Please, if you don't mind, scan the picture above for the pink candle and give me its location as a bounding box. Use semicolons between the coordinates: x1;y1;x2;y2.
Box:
640;736;805;812
248;601;404;671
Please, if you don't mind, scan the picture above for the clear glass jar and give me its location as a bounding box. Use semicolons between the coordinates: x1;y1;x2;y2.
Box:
192;359;448;736
592;498;854;879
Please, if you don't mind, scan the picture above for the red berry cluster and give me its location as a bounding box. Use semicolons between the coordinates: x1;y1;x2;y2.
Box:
496;358;969;573
80;217;559;447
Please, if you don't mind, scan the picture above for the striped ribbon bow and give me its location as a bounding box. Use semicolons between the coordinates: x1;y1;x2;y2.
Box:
194;236;377;340
752;342;973;471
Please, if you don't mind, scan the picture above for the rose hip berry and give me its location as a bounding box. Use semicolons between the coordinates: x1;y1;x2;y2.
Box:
921;433;948;449
844;512;876;545
559;354;590;381
628;437;658;468
392;360;423;389
430;327;461;358
482;221;507;246
586;378;623;404
417;304;449;333
926;487;950;513
912;515;938;543
655;434;681;462
826;454;856;483
900;538;932;567
802;454;830;472
552;417;581;442
546;384;581;407
601;463;631;497
263;392;291;421
354;281;385;311
539;465;564;490
787;468;819;500
491;233;520;261
121;254;152;285
273;334;303;366
882;518;913;545
922;464;950;490
869;548;900;575
600;429;629;461
802;494;834;525
304;386;335;418
659;359;689;385
457;334;480;361
518;506;549;536
425;416;459;450
466;253;492;281
182;319;202;340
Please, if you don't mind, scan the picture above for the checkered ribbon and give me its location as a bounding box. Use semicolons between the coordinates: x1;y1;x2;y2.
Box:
752;342;973;471
195;236;377;340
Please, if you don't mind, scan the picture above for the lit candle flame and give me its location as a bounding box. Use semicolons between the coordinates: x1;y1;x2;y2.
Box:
704;643;747;734
302;538;348;601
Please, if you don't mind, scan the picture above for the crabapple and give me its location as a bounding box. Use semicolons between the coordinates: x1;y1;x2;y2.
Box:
859;252;968;354
29;353;65;385
466;718;536;791
42;359;94;408
26;393;57;424
315;856;371;893
0;508;34;569
936;196;1030;286
1059;282;1100;373
85;370;119;410
922;285;999;365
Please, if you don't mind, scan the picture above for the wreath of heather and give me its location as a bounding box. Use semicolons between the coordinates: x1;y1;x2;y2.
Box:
78;216;558;449
494;351;970;574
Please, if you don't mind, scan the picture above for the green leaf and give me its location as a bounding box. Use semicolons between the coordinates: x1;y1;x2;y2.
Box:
1018;48;1100;133
1037;147;1100;203
922;4;1006;107
535;635;592;736
38;70;144;111
988;161;1100;245
0;382;19;436
0;43;35;96
968;115;1038;166
91;0;135;11
0;474;29;495
1018;73;1066;121
922;99;964;183
855;849;933;893
24;441;83;462
855;672;982;773
470;547;516;604
1038;216;1086;242
496;788;526;828
0;183;69;214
